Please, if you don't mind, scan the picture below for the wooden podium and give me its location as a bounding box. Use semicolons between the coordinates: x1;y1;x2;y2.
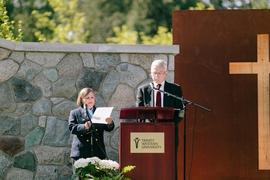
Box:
119;107;176;180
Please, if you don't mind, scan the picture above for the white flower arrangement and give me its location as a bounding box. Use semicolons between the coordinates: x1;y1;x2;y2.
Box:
74;157;100;169
98;159;120;170
74;157;135;180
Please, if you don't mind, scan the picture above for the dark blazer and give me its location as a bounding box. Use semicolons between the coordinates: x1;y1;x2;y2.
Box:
68;106;114;160
136;81;184;121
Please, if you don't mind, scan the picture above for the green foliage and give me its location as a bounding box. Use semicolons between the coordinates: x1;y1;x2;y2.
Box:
140;26;172;45
106;25;138;44
4;0;48;42
107;25;172;45
189;2;215;10
32;10;55;42
121;165;136;174
82;0;200;43
49;0;89;43
32;0;89;43
4;0;270;43
250;0;269;9
81;0;129;43
0;0;22;41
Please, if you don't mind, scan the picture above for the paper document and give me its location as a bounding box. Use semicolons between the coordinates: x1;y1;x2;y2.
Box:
92;107;114;124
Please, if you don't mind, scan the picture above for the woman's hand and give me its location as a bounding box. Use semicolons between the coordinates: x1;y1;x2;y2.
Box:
84;121;91;129
105;117;113;124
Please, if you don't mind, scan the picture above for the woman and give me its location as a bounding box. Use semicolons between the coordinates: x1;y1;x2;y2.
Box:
69;88;114;160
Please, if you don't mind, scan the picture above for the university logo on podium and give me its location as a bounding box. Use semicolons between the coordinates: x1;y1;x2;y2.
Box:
130;132;165;153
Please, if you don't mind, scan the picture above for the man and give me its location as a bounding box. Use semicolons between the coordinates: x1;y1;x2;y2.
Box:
136;59;184;121
136;59;183;180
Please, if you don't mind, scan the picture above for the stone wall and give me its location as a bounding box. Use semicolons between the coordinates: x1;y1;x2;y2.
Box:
0;39;178;180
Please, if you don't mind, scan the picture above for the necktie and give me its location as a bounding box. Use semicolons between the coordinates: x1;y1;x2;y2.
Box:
156;84;161;107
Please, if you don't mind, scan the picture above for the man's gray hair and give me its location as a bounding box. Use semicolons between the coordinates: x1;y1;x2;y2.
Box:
151;59;167;71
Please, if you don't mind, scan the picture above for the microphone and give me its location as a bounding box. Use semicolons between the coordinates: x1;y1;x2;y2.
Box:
84;104;93;124
84;104;89;121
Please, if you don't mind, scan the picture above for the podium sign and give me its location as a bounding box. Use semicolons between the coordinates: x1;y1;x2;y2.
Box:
119;107;176;180
130;132;165;153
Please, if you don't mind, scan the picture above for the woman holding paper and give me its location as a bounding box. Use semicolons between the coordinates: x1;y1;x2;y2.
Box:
68;87;114;160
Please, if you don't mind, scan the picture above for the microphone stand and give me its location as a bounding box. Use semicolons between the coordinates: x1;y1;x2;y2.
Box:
85;106;94;157
85;106;109;159
153;87;211;180
152;87;211;112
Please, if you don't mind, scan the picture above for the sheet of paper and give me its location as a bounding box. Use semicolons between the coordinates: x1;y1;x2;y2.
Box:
92;107;114;124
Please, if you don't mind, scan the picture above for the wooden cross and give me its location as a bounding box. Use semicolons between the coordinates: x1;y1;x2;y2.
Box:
229;34;270;170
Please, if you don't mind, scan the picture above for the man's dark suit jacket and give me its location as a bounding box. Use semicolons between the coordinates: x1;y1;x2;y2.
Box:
136;81;184;122
68;106;114;160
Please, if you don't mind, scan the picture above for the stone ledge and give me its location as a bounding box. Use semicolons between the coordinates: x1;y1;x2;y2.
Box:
0;38;179;54
0;38;16;50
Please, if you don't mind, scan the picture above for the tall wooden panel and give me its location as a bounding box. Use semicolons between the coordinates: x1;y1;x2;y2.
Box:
173;10;270;180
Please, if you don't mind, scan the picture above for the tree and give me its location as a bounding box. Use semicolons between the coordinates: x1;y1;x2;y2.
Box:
250;0;269;9
0;0;22;41
81;0;201;43
4;0;270;43
5;0;52;42
106;25;172;45
81;0;129;43
140;26;172;45
106;25;138;44
32;0;89;43
189;1;215;10
5;0;89;43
